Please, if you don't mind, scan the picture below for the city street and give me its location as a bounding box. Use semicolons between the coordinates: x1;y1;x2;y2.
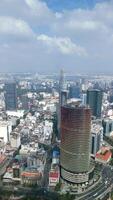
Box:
76;165;113;200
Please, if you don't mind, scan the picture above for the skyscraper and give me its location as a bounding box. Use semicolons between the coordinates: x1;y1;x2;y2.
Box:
61;90;68;106
58;70;67;139
91;122;103;156
87;89;103;118
59;69;65;92
5;82;17;111
60;103;93;184
69;84;80;99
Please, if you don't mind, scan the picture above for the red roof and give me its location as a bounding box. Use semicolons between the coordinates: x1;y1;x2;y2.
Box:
96;149;112;161
21;171;41;178
49;171;59;179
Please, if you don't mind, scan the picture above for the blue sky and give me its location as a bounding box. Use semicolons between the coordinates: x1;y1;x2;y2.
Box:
0;0;113;74
42;0;108;11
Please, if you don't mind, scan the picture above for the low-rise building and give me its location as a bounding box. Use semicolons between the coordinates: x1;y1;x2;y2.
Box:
21;170;42;186
49;170;60;187
95;147;112;164
10;132;21;149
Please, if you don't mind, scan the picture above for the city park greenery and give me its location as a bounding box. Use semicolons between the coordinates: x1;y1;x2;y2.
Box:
0;193;74;200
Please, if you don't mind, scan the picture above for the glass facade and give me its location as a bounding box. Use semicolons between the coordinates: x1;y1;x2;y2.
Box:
60;104;91;183
87;89;103;118
5;82;17;110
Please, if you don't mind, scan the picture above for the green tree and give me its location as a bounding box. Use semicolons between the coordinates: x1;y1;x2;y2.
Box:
55;181;62;191
59;192;74;200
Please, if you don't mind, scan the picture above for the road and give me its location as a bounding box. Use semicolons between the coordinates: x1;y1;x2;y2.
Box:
76;165;113;200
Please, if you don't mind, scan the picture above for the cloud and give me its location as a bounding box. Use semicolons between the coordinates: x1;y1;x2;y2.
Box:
66;20;107;31
37;34;87;56
0;0;54;27
0;16;34;39
25;0;49;13
0;0;113;73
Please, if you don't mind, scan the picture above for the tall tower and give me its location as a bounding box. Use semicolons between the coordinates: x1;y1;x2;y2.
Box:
87;89;103;118
58;70;67;139
60;103;93;184
59;69;67;107
5;82;17;111
59;69;65;92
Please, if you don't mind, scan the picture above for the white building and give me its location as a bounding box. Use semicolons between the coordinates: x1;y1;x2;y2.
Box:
81;93;87;106
0;121;12;143
49;170;60;187
10;133;21;148
91;122;103;157
44;121;53;143
102;117;113;137
43;103;56;113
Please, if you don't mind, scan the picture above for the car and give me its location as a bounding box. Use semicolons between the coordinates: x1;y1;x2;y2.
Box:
14;187;18;191
93;193;98;197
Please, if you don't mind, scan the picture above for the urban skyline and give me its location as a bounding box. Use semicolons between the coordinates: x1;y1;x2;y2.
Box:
0;72;112;199
1;0;113;200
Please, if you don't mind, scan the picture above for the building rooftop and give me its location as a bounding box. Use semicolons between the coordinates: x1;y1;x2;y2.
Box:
63;103;90;110
96;147;112;161
49;171;59;179
21;171;41;178
91;123;102;134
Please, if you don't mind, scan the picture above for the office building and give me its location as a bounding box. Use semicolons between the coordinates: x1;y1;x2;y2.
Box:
58;70;67;139
91;123;103;156
81;93;87;106
61;90;68;106
5;82;17;111
87;89;103;118
69;84;80;99
102;117;113;137
60;103;93;184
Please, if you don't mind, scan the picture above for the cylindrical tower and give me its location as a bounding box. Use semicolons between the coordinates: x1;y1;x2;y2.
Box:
60;103;92;184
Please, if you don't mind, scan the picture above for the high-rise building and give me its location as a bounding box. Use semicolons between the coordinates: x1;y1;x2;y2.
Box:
59;69;65;91
69;84;80;99
58;70;67;139
59;69;67;106
91;123;103;156
87;89;103;118
60;103;93;184
61;90;68;106
5;82;17;111
81;93;87;106
102;117;113;137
